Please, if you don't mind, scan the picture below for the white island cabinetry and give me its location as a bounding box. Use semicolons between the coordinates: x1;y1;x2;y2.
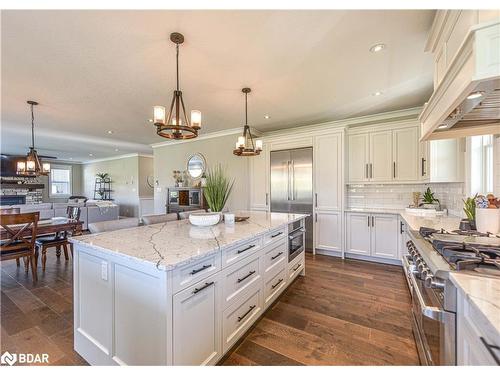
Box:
71;212;307;366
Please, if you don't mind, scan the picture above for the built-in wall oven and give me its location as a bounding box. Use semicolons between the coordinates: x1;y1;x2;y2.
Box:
288;219;305;262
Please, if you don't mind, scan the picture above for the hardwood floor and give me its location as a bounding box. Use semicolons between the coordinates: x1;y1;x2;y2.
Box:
220;253;419;365
1;252;418;366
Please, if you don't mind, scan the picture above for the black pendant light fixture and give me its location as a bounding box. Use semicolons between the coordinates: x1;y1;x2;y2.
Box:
153;32;201;140
233;88;262;156
16;101;50;177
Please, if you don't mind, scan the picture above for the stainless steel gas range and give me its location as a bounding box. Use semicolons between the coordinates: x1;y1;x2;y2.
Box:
402;226;500;366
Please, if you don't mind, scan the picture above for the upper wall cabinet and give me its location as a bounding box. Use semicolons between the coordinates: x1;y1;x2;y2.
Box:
347;123;419;184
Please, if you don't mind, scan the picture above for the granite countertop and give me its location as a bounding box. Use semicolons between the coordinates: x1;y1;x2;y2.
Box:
400;212;463;232
70;211;307;271
450;272;500;339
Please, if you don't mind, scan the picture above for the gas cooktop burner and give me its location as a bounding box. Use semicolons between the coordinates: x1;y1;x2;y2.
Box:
419;227;500;274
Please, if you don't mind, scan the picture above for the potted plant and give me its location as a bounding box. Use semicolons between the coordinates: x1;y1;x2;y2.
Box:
421;187;440;210
461;194;477;230
96;172;109;181
189;164;234;226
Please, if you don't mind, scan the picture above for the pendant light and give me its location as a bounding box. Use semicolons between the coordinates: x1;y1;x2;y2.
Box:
153;32;201;140
16;101;50;177
233;88;262;156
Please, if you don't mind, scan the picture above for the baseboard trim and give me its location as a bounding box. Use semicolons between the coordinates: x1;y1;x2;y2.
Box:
314;248;402;266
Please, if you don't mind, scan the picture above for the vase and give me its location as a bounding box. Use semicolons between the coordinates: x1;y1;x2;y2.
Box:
188;212;221;226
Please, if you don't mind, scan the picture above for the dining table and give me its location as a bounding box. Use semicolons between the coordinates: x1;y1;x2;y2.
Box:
0;217;83;241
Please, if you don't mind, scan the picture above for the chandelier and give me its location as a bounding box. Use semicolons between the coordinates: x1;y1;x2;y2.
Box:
16;101;50;177
153;32;201;140
233;88;262;156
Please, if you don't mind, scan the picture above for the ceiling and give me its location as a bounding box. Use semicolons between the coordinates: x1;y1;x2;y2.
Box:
1;10;435;162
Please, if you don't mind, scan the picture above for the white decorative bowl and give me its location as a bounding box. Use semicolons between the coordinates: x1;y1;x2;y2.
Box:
189;212;221;226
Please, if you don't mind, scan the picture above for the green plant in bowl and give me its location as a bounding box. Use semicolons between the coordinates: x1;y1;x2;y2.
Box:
422;187;439;205
463;194;477;222
204;164;234;213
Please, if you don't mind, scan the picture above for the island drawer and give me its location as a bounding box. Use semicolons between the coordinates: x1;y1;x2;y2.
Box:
172;252;222;293
222;237;262;268
263;226;286;246
222;251;262;309
264;263;287;308
222;284;263;353
262;239;287;275
288;252;305;282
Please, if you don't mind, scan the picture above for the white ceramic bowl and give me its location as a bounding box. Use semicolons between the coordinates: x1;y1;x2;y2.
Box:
189;212;221;226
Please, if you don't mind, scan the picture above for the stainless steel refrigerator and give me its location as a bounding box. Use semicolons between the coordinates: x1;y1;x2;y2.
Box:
270;147;313;251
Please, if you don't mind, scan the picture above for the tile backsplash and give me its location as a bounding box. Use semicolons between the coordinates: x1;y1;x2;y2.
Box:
347;182;465;217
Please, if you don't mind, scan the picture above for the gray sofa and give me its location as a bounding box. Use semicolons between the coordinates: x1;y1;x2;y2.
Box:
0;202;119;230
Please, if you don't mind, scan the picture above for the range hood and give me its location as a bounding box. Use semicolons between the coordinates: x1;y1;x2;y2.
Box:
420;21;500;141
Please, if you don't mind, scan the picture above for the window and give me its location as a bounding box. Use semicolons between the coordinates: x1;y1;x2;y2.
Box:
49;165;72;197
469;135;494;195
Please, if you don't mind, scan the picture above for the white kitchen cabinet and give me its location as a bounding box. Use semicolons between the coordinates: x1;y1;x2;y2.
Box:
370;131;393;181
172;274;222;365
346;213;371;255
346;212;400;261
315;132;343;210
430;138;464;183
419;139;430;181
371;214;400;259
315;211;342;252
393;127;419;181
249;143;269;210
348;133;369;182
347;124;420;183
314;132;344;253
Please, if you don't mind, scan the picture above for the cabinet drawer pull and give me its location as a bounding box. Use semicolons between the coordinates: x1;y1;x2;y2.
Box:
367;216;370;227
370;163;373;179
371;216;374;227
421;157;425;177
271;232;283;238
237;244;256;254
190;264;211;275
192;281;214;294
393;161;396;178
237;305;256;322
271;251;283;260
480;337;500;365
272;278;284;289
237;270;256;283
400;221;404;234
293;263;301;272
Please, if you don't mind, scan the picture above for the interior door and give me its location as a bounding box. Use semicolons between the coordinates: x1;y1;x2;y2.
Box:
371;214;399;259
370;130;393;181
393;127;419;181
348;133;369;182
270;150;291;213
346;213;371;255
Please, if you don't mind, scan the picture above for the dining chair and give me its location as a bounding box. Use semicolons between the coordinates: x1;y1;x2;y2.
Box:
36;206;81;271
142;213;178;225
0;212;39;281
0;207;21;214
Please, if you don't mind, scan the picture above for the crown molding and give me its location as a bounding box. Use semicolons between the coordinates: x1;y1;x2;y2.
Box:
151;128;245;149
82;152;153;164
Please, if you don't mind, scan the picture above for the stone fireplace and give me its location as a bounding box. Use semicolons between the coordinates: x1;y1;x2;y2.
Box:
0;177;44;205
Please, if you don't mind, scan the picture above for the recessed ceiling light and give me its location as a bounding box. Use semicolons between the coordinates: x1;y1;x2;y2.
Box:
89;153;93;157
369;43;386;53
114;148;119;152
69;157;73;160
467;91;484;100
148;119;153;123
264;115;270;119
107;130;113;134
438;124;448;129
372;91;383;96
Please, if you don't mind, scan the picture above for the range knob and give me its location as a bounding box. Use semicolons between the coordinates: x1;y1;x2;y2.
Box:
421;267;431;278
417;261;425;272
424;273;435;288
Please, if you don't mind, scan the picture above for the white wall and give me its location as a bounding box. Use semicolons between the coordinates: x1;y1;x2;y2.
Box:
83;155;153;217
153;133;249;214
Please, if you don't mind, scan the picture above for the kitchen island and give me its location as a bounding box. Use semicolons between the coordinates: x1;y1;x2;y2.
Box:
69;211;307;366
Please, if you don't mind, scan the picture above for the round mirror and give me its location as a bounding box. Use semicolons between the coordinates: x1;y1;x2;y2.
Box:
187;153;206;179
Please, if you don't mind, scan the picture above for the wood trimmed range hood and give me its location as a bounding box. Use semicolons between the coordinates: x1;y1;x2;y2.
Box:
420;15;500;141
